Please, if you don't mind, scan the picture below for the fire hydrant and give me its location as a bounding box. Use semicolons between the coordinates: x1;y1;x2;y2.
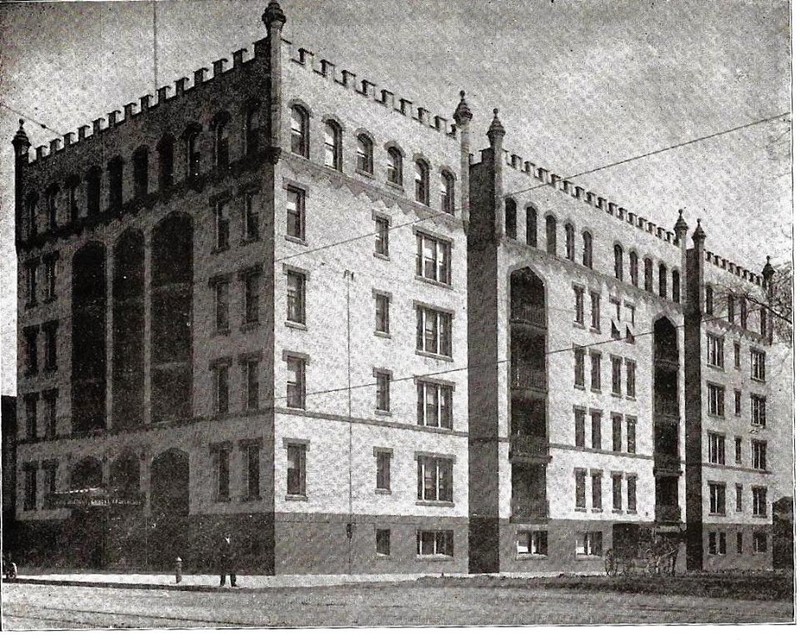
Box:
175;557;182;584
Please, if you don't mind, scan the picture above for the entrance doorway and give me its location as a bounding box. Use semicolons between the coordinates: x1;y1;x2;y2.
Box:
149;449;190;569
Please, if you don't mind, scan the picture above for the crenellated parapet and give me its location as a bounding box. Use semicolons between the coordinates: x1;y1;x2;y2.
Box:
18;42;262;167
704;250;763;287
286;40;458;141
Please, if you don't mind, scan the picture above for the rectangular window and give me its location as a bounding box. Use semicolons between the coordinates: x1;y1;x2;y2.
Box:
24;327;38;376
416;306;452;357
612;473;622;511
591;471;602;510
376;450;391;492
286;271;306;325
611;356;622;395
417;530;454;557
286;443;307;497
214;447;230;501
575;469;586;509
43;391;57;439
44;256;57;301
753;531;767;553
740;297;748;329
751;395;766;427
734;342;741;369
286;186;305;241
626;417;637;454
708;432;725;465
576;532;603;556
26;262;38;307
752;487;767;517
707;383;725;417
734;437;742;464
625;302;635;325
244;443;260;499
752;440;767;471
516;530;548;556
244;271;260;324
416;381;453;429
214;363;229;415
707;334;724;368
286;356;306;409
375;370;391;412
43;463;57;500
43;323;57;371
590;411;601;450
750;350;766;381
375;216;389;257
734;390;742;416
23;466;37;511
625;359;636;398
376;529;391;556
375;293;390;335
416;456;453;503
24;394;37;440
244;192;260;241
611;414;622;452
573;285;584;325
574;408;585;448
574;347;585;388
215;200;230;250
627;475;638;512
708;531;717;555
416;233;451;285
590;291;601;330
709;482;726;515
590;352;601;391
244;359;259;411
719;532;727;555
735;483;743;512
214;280;230;332
737;532;743;554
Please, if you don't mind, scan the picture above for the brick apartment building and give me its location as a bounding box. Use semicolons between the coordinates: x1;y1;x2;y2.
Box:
11;2;780;574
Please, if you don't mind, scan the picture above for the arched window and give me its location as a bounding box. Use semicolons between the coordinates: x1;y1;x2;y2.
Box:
323;119;342;170
545;214;557;255
157;135;175;190
727;294;735;323
387;147;403;186
739;297;748;329
565;223;575;261
644;258;653;292
705;285;714;314
26;192;38;238
440;171;455;214
185;128;201;178
66;176;80;222
414;159;430;204
86;166;101;217
356;134;373;175
614;244;624;280
505;199;517;239
658;263;668;298
133;147;149;198
213;114;230;169
582;231;593;268
290;105;309;157
629;251;639;286
245;103;260;155
108;157;124;211
672;269;681;303
46;186;59;230
526;207;537;247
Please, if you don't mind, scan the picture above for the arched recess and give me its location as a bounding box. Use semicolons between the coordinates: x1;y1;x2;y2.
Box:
109;452;140;494
72;242;107;434
71;456;104;489
151;214;193;422
149;449;190;568
112;229;145;432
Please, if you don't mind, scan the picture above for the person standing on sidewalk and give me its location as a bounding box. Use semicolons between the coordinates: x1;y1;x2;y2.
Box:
219;534;237;587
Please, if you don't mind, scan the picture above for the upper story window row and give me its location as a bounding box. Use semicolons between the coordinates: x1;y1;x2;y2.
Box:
613;242;680;303
705;285;768;337
21;102;263;242
288;104;456;213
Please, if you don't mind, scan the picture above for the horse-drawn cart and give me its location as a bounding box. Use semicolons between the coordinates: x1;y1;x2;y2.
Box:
604;523;680;576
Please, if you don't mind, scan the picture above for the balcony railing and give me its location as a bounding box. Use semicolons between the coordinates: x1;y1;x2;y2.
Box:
655;504;682;523
510;303;547;327
509;433;549;459
654;397;680;417
653;452;682;473
511;499;549;522
510;366;547;392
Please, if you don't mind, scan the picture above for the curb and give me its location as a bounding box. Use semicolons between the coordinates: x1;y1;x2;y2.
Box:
8;577;273;593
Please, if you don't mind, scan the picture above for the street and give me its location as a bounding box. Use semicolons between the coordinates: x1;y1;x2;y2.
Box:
2;581;793;629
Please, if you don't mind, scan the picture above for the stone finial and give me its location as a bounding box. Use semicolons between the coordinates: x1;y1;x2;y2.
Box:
762;255;775;283
453;90;473;126
12;119;30;156
262;1;287;30
674;208;689;237
691;217;706;244
487;108;505;143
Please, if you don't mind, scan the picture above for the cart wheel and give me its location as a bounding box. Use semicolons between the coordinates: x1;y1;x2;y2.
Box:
604;549;618;577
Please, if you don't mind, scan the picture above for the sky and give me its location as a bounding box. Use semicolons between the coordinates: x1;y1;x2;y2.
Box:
0;0;792;396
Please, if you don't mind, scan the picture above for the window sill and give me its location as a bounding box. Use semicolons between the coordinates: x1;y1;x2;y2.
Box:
753;514;769;519
708;414;725;420
573;322;585;329
574;385;585;391
285;320;307;331
590;327;601;334
285;234;308;246
612;509;623;514
516;553;548;560
43;366;58;375
375;409;391;417
42;297;57;305
575;554;602;560
707;364;725;372
215;496;232;503
416;500;455;508
709;512;726;517
626;395;636;401
590;387;601;394
626;510;638;515
285;494;308;502
211;246;230;255
240;236;260;246
355;168;374;180
241;321;260;333
385;182;404;193
374;331;391;339
574;507;587;512
373;252;390;261
415;350;453;362
415;275;453;290
25;302;38;310
375;488;391;495
751;377;766;384
591;508;603;513
240;495;262;503
416;555;454;561
213;328;231;337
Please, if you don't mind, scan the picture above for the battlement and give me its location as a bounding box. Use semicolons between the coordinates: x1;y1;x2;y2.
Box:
20;40;263;166
704;250;763;287
285;40;458;141
499;148;679;249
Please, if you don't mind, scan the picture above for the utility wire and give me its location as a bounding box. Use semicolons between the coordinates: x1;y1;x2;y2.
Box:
0;102;65;138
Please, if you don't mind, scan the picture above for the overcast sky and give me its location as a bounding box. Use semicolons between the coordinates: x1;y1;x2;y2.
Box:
0;0;791;395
